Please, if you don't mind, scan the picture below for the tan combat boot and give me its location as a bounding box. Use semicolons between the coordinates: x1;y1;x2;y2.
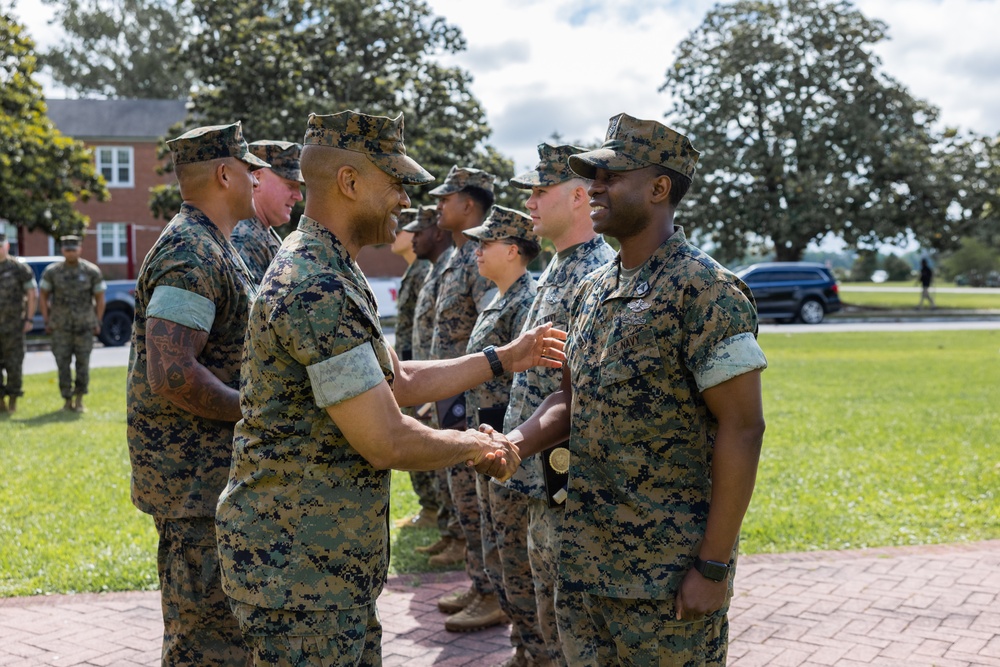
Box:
73;395;85;413
6;396;15;413
63;398;74;411
437;585;477;614
0;396;7;413
427;536;466;567
444;592;506;632
415;535;452;556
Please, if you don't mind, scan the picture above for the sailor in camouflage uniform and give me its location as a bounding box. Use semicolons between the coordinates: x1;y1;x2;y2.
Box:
126;121;268;666
507;114;767;666
498;144;617;667
390;207;436;530
231;140;304;284
215;110;564;667
426;165;506;630
39;235;105;412
403;206;457;537
458;206;541;644
0;232;37;413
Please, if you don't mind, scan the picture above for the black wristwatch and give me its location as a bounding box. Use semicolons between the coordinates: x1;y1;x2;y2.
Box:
483;345;504;378
693;557;730;582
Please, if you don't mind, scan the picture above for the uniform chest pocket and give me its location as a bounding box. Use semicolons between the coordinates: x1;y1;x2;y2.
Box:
599;327;662;388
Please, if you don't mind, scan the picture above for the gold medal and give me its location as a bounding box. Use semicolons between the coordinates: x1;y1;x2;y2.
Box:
549;447;570;474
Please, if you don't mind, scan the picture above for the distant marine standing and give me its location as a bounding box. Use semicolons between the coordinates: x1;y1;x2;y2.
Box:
0;232;38;414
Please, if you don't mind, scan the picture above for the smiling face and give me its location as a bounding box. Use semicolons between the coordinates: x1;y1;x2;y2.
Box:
587;166;657;240
253;168;303;227
355;163;411;248
227;159;261;222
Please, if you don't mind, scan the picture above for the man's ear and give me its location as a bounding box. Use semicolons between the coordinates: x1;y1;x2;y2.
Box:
650;173;673;204
337;165;360;200
216;161;230;189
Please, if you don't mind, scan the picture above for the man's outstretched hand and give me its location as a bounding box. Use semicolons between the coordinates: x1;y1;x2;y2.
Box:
500;322;567;373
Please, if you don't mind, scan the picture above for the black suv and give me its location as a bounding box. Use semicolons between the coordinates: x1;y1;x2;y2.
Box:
736;262;842;324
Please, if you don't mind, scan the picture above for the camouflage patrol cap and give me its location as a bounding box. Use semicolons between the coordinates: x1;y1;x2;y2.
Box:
568;113;700;180
511;143;589;189
401;205;439;233
396;208;418;232
0;232;6;243
463;205;539;244
428;165;496;197
167;122;271;169
303;111;433;185
248;140;304;184
60;235;81;249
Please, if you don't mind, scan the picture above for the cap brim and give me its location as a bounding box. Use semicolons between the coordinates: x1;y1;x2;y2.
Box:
509;170;541;189
373;153;434;185
462;225;494;241
239;151;272;169
428;182;461;196
401;221;428;233
272;167;305;184
568;149;648;179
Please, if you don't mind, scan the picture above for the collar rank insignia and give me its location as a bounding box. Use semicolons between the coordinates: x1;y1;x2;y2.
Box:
635;281;650;296
544;291;560;304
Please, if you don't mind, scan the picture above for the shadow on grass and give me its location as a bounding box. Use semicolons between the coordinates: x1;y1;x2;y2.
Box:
15;409;85;426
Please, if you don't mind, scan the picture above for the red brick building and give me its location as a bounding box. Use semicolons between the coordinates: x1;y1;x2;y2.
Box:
5;98;405;279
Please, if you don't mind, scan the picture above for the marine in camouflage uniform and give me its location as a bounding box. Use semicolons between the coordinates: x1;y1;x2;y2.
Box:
391;208;435;529
459;206;541;644
0;232;37;413
231;141;304;284
508;114;767;666
39;235;105;411
216;110;538;666
501;143;617;667
428;166;502;625
127;121;268;667
405;206;455;537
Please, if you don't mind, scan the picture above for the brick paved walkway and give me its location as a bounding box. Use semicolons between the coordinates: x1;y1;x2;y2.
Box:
1;541;998;666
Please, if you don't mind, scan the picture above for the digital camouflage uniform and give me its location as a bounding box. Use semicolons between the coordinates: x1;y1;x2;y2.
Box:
429;226;497;590
127;120;268;667
409;237;454;535
456;206;540;656
217;110;434;666
232;141;303;285
217;215;393;664
394;258;430;362
40;256;105;399
0;256;36;399
502;236;615;666
231;217;282;285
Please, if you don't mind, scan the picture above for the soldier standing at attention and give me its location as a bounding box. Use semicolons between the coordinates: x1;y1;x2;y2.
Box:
215;110;564;666
231;140;304;284
0;232;38;414
426;166;506;631
403;206;457;534
391;207;438;531
504;114;767;666
39;235;105;412
496;143;617;667
126;121;268;666
459;206;540;641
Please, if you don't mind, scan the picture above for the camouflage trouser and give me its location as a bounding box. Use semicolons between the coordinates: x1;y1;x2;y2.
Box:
447;462;491;594
231;600;382;667
51;327;94;398
436;468;458;537
408;470;440;513
528;498;573;667
154;517;250;667
478;478;548;663
0;328;26;397
568;592;728;667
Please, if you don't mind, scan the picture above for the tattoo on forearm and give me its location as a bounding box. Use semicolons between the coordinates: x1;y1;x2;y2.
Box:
147;318;241;421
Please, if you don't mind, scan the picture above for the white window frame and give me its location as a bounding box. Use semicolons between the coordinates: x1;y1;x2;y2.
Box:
95;145;135;188
97;222;129;263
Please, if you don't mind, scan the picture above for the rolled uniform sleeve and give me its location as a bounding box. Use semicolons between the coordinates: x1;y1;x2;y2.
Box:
148;285;217;333
307;341;385;408
684;280;766;388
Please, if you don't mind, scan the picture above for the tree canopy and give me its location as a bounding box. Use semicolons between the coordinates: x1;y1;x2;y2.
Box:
661;0;983;262
42;0;518;218
40;0;190;99
0;12;108;237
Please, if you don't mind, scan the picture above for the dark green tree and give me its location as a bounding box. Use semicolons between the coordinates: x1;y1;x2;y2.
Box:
149;0;513;219
940;237;999;286
882;254;913;282
0;12;108;237
661;0;958;263
39;0;190;99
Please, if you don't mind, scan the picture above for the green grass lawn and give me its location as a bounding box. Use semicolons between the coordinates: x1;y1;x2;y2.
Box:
837;288;1000;311
2;330;998;595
